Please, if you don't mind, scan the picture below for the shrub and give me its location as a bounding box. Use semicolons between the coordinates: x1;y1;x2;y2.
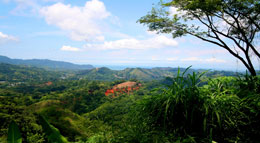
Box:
126;68;257;142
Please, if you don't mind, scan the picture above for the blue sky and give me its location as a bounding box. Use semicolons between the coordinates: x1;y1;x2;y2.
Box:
0;0;257;71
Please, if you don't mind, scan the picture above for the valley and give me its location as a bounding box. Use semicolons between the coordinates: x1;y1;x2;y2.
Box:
0;58;259;142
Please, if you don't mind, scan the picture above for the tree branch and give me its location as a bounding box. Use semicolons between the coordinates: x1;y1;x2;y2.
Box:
224;6;260;59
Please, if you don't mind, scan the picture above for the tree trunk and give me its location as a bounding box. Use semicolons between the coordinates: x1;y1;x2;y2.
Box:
248;67;257;76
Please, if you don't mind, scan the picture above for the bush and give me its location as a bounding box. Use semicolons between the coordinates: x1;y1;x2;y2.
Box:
123;68;259;143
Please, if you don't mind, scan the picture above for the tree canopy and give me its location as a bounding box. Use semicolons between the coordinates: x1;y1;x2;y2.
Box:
139;0;260;76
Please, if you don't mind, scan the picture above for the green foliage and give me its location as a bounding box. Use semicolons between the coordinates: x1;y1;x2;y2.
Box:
59;80;108;114
0;97;45;143
35;105;90;142
38;115;68;143
0;66;259;142
123;68;260;142
86;133;109;143
7;121;22;143
236;74;260;97
82;95;141;143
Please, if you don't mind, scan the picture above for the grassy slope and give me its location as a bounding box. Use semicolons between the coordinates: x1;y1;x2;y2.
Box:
29;100;89;141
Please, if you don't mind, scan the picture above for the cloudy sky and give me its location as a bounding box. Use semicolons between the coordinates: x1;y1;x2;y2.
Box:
0;0;256;70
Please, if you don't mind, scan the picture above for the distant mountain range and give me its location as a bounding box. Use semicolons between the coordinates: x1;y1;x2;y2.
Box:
76;67;239;81
0;55;94;70
0;55;241;82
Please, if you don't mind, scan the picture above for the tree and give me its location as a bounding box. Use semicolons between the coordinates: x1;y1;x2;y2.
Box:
139;0;260;76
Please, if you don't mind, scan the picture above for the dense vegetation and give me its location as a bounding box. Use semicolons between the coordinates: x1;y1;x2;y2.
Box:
0;63;63;83
0;64;259;142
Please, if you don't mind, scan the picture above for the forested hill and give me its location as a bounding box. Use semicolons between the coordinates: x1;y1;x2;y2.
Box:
0;55;94;70
0;63;62;82
76;67;239;81
0;62;239;83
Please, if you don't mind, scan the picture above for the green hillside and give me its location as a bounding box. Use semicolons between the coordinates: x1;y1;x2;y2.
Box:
0;63;62;83
77;67;117;81
76;67;239;81
0;55;94;71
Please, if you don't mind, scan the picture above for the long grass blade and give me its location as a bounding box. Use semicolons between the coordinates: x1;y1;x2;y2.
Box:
7;121;22;143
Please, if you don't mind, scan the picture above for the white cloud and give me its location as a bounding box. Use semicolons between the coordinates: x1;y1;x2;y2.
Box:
181;57;226;63
84;35;178;50
0;32;18;43
61;45;80;52
40;0;111;42
169;7;186;17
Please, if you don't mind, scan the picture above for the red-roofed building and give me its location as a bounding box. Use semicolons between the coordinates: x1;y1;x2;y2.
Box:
105;81;141;97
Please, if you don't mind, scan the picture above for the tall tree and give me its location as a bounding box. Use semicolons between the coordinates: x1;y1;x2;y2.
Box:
139;0;260;76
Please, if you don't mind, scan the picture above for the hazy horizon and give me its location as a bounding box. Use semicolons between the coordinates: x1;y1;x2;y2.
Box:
0;54;249;72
